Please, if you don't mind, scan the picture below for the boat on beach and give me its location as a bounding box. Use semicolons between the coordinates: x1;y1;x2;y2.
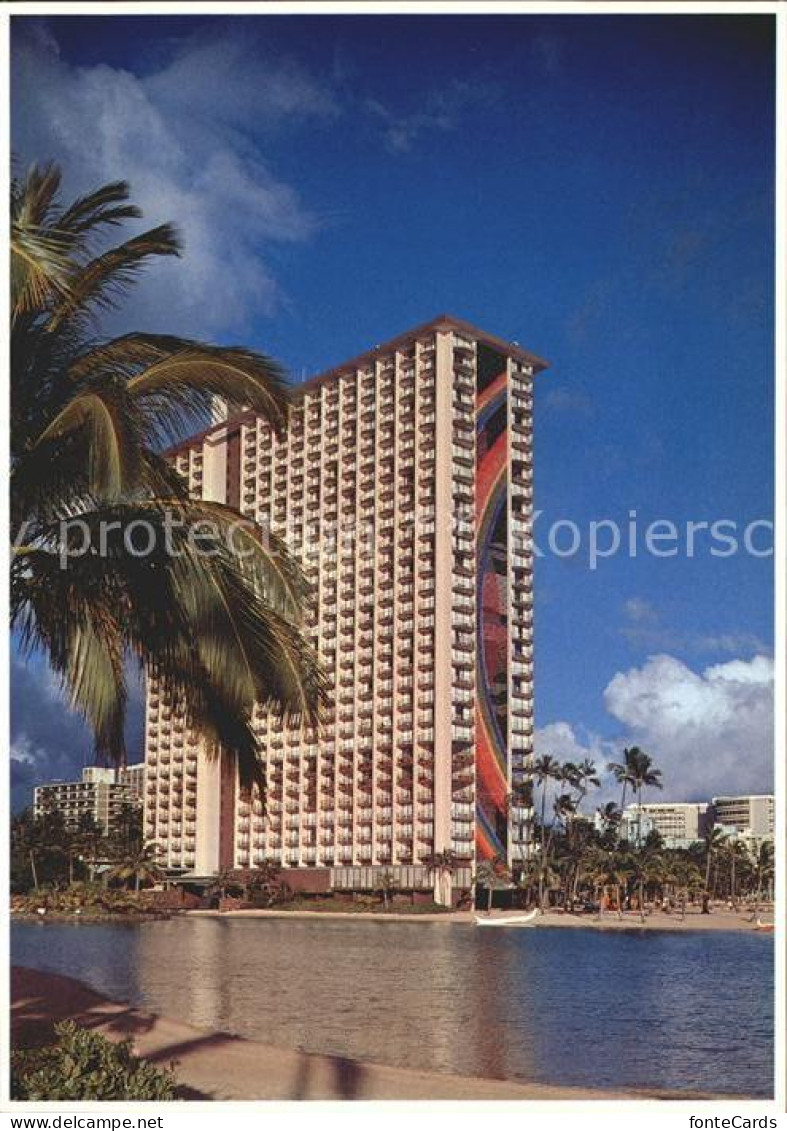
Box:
755;919;774;933
474;909;539;928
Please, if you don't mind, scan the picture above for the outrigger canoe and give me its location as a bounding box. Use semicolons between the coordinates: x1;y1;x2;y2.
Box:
474;909;539;927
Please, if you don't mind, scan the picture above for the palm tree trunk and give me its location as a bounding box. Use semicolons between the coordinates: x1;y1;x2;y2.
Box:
619;783;628;836
639;878;645;923
135;873;140;893
29;849;38;890
539;789;547;908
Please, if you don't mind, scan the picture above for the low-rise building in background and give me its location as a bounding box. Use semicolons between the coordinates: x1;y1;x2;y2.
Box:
711;794;774;843
34;764;145;835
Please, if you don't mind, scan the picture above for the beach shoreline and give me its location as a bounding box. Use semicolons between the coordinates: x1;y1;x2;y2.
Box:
185;906;773;933
11;966;752;1102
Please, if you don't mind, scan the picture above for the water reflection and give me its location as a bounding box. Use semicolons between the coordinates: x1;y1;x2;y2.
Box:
12;919;773;1097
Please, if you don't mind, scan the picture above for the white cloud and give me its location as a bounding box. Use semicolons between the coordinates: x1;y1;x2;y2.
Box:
366;80;497;154
12;24;334;337
538;652;773;804
623;596;658;624
620;598;769;656
534;721;610;766
603;653;773;800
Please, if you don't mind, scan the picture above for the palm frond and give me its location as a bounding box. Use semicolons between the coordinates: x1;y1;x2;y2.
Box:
11;223;73;319
72;333;290;440
32;384;144;502
57;181;142;237
47;224;181;333
128;344;290;438
13;499;327;786
12;163;62;228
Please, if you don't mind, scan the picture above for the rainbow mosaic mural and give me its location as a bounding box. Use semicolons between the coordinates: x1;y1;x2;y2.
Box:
474;345;509;861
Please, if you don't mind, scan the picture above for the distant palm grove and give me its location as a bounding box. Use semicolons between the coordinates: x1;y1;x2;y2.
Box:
11;745;773;919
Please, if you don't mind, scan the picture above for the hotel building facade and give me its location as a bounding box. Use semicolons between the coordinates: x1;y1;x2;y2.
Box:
143;317;547;896
711;795;774;842
35;765;145;835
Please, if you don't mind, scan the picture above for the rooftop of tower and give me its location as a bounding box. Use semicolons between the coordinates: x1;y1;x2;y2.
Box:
164;314;548;456
299;313;549;394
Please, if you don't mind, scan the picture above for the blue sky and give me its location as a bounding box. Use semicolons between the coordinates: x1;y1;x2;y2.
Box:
11;13;775;808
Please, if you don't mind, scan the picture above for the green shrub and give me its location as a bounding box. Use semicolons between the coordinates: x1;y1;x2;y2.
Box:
12;1021;177;1101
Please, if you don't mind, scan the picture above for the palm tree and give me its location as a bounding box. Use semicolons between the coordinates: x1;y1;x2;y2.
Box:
629;846;664;923
572;758;600;814
720;839;751;909
106;842;164;893
424;849;458;907
585;847;627;920
702;827;727;911
596;801;622;847
607;747;662;847
751;840;774;918
475;857;510;914
670;859;703;920
11;809;40;890
533;754;561;906
607;746;658;838
11;164;326;794
378;869;396;909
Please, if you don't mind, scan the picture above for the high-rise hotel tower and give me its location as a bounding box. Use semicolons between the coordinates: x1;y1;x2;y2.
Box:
144;316;547;897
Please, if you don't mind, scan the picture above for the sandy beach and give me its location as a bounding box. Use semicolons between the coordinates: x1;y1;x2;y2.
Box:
188;906;774;933
13;966;743;1102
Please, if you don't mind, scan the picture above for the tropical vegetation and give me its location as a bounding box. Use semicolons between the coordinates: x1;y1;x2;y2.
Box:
11;162;326;795
12;1021;176;1100
478;748;774;918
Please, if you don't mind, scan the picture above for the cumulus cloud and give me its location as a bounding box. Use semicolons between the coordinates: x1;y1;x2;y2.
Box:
604;653;773;800
538;653;773;804
534;721;611;767
12;22;335;337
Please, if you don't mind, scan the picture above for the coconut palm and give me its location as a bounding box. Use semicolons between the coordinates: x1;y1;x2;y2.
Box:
628;749;663;847
10;808;41;890
606;746;658;837
11;164;326;795
607;747;662;847
572;758;600;812
423;849;458;907
596;801;622;848
532;754;561;905
378;869;396;909
106;842;164;893
750;840;774;918
584;847;627;920
475;856;510;914
702;826;727;910
670;859;704;920
629;846;664;923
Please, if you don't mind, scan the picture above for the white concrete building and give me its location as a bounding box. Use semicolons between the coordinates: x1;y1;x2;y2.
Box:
34;764;145;834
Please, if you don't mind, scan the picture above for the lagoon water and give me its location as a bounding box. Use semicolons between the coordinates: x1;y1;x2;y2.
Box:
12;918;773;1097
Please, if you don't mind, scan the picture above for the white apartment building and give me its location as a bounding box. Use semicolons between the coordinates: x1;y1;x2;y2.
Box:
620;802;712;849
712;795;774;841
34;764;145;834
